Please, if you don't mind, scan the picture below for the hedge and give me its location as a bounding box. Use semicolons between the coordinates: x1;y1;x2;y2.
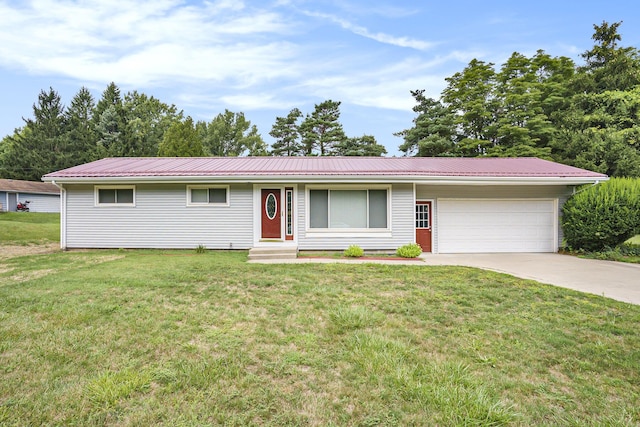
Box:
562;178;640;251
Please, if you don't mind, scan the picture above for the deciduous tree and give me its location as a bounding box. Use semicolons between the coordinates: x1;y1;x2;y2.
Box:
158;117;205;157
201;110;267;156
335;135;387;156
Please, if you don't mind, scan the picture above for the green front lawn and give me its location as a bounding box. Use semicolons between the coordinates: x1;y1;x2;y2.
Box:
0;212;60;244
1;250;638;426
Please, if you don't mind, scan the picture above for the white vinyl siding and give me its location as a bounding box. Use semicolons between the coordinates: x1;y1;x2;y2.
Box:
22;193;60;213
298;184;413;251
65;184;253;249
0;192;59;212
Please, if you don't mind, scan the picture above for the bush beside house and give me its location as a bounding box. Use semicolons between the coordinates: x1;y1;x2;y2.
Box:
562;178;640;252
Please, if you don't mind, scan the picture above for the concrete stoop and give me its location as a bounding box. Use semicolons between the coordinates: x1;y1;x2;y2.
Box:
248;246;298;261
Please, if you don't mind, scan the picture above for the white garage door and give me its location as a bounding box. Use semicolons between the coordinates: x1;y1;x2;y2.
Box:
437;199;556;253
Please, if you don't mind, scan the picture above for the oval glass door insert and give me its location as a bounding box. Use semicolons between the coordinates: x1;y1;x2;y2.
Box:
265;193;277;219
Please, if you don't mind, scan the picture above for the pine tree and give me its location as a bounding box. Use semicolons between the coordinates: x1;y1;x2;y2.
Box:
269;108;303;156
64;86;99;165
0;88;68;180
300;100;347;156
395;90;456;157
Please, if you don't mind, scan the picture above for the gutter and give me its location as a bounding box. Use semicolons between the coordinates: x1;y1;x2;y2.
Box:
49;180;67;250
42;175;608;186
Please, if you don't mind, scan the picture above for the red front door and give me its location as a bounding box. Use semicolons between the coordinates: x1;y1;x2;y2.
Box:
415;201;432;252
261;189;281;239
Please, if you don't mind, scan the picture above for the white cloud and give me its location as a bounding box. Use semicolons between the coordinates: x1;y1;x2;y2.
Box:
0;0;295;85
301;10;435;51
0;0;464;120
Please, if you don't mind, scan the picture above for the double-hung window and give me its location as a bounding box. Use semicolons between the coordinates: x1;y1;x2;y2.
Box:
95;186;135;206
187;185;229;206
309;187;389;229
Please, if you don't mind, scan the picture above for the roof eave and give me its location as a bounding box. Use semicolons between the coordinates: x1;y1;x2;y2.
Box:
43;174;607;186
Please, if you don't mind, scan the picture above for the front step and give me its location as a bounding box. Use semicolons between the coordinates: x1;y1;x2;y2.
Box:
248;246;298;261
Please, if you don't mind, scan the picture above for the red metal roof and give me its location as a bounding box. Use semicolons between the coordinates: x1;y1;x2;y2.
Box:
43;157;607;179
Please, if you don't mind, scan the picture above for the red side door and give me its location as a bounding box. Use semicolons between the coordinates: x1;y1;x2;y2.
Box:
415;201;432;252
261;189;281;239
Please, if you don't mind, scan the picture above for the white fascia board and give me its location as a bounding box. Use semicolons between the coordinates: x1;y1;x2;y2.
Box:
42;174;607;186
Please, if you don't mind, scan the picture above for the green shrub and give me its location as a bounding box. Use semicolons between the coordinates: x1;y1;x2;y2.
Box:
396;243;422;258
562;178;640;251
619;242;640;256
343;245;364;258
195;244;207;254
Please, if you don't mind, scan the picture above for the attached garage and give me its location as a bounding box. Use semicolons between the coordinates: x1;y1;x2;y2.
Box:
437;199;556;253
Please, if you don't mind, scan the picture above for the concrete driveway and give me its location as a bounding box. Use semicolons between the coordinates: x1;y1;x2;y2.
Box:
420;253;640;305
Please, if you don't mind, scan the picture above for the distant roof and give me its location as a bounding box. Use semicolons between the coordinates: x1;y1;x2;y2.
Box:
43;157;607;183
0;178;60;194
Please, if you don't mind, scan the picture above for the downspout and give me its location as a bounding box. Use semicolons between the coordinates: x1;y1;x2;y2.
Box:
572;180;601;196
50;180;67;250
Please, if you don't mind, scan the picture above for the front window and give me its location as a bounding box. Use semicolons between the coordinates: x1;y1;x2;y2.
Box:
309;188;388;229
95;186;135;206
187;186;229;206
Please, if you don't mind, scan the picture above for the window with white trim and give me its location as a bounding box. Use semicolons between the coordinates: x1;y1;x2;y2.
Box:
187;185;229;206
416;203;430;228
309;188;389;229
95;186;135;206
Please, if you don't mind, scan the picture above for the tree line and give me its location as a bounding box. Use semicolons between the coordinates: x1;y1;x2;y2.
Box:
1;21;638;181
0;83;386;181
396;21;640;177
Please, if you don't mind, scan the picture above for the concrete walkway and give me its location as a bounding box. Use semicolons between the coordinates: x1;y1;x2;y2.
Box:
251;253;640;305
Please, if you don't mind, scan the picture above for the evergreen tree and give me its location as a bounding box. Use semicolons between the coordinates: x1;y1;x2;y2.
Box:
94;82;123;121
395;90;456;156
300;100;347;156
0;128;33;180
94;83;125;157
96;105;123;157
555;21;640;176
574;21;640;93
0;88;67;180
64;86;99;165
269;108;303;156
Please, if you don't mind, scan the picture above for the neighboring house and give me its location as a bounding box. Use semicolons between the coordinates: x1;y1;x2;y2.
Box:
43;157;606;253
0;179;60;213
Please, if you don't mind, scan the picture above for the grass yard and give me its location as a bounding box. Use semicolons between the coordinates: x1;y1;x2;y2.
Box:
0;212;60;244
1;249;639;426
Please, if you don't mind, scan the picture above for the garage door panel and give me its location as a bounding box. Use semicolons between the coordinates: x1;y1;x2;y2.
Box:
437;199;555;253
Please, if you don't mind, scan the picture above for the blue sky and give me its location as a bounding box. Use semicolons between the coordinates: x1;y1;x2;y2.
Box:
1;0;638;156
